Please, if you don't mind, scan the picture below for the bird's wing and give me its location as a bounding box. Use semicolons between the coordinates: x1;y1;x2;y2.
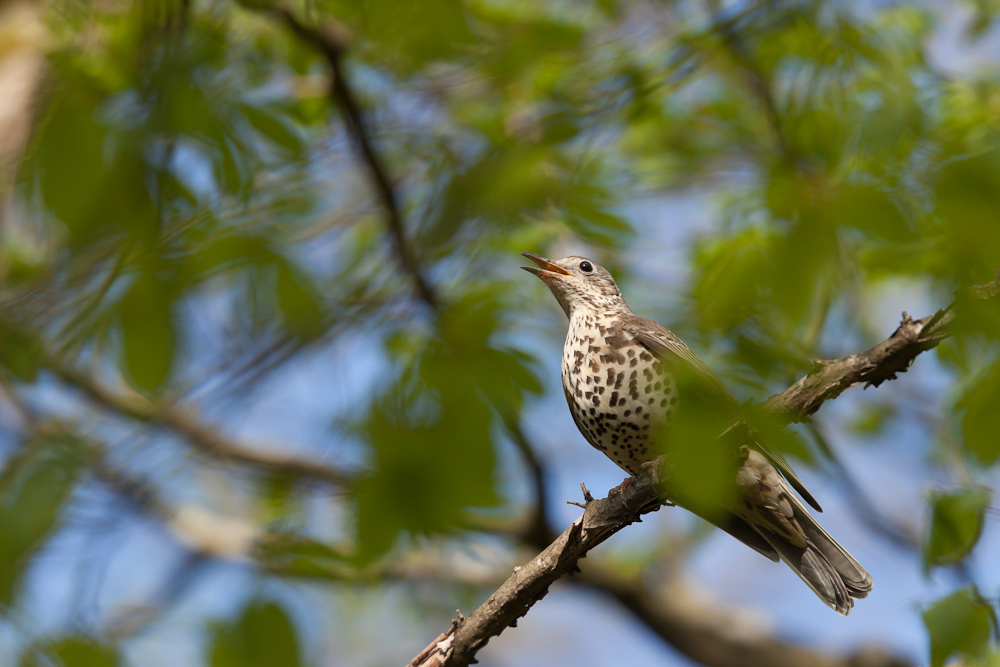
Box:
622;315;822;512
621;316;734;404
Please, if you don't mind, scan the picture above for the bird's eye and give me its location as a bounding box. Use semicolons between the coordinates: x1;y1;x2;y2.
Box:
579;261;593;273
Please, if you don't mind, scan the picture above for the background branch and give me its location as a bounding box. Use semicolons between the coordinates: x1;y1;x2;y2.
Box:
52;365;351;487
270;6;439;311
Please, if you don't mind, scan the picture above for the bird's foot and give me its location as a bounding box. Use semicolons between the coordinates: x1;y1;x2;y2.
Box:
608;475;639;507
637;458;661;485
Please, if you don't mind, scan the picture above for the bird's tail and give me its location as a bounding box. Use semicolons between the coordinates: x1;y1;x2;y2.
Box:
763;497;873;615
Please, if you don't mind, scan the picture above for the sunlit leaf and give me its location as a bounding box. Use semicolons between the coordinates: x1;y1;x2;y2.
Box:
692;227;771;330
923;587;996;667
936;148;1000;283
353;289;540;560
957;361;1000;465
924;487;991;570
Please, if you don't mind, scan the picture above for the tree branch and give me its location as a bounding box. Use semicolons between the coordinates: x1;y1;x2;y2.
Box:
410;477;666;667
411;271;1000;667
269;7;439;311
765;270;1000;423
52;366;351;487
502;416;552;548
575;561;910;667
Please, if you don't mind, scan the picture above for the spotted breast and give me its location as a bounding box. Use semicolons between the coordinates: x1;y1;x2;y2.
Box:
560;309;677;475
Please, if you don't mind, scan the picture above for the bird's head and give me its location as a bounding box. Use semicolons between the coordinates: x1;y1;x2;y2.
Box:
521;252;628;317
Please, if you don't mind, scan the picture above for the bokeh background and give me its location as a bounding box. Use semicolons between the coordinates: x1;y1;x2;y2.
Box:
2;0;1000;665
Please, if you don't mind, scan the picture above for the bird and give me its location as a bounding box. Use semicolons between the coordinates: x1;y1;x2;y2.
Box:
521;251;872;615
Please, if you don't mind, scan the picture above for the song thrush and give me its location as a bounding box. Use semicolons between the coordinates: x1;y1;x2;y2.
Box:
522;252;872;614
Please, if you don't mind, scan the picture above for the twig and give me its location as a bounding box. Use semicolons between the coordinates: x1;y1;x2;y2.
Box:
270;7;439;310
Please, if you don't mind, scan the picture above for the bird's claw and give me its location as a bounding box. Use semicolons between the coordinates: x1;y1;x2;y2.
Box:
608;475;639;508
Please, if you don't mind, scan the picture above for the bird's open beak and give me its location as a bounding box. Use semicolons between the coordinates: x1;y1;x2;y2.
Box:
521;252;572;281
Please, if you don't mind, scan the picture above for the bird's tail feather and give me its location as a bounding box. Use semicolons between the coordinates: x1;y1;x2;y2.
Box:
763;497;873;615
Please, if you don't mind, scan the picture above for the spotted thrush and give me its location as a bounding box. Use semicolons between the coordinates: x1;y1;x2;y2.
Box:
522;252;872;615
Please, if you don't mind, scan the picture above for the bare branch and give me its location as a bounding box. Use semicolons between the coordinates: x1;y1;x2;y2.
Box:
410;474;665;667
269;6;439;310
765;271;1000;423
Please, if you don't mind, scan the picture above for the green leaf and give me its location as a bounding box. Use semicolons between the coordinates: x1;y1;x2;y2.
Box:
0;435;86;606
923;587;996;667
20;637;119;667
118;272;176;392
935;148;1000;283
276;261;325;339
828;183;910;243
850;402;896;437
0;321;43;382
924;487;992;570
240;104;304;158
210;601;301;667
958;361;1000;465
353;289;540;561
564;198;634;249
692;227;771;330
349;0;475;73
429;144;560;245
33;93;107;238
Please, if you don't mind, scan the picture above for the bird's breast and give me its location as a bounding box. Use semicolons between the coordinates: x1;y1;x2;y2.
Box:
561;315;676;475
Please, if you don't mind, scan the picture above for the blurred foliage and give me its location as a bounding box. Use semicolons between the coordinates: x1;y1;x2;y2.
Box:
0;0;999;665
209;600;301;667
20;638;120;667
924;487;992;570
923;587;997;667
0;435;85;606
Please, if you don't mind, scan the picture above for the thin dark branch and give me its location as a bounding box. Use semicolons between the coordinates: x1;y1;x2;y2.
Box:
502;417;552;547
271;7;439;311
412;271;1000;667
703;0;791;161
